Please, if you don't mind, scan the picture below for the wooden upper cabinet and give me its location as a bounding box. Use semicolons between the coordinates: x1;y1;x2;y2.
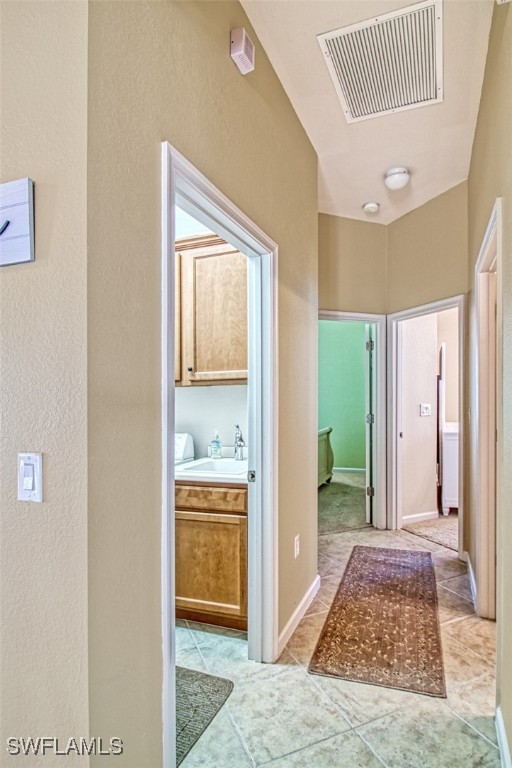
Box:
175;234;248;386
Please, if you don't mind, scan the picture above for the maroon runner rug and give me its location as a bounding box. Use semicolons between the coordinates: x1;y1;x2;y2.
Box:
308;546;446;697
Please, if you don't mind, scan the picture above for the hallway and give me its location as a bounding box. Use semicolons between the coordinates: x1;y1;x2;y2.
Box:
177;527;498;767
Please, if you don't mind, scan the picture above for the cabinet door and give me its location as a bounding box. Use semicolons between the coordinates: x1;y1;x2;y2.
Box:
180;241;248;385
175;509;247;622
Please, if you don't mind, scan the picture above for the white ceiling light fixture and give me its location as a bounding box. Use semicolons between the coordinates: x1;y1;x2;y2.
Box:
362;201;380;214
384;167;411;191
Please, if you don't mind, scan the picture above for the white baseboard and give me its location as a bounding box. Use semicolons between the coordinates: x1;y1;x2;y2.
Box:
402;510;439;524
467;554;477;607
496;706;512;768
277;574;321;656
333;467;365;474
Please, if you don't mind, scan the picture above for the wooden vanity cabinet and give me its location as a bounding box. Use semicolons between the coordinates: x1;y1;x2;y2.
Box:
175;482;248;630
175;234;248;386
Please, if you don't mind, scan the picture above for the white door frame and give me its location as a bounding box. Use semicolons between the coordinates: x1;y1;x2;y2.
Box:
161;143;279;768
473;199;502;619
318;310;387;530
387;295;465;556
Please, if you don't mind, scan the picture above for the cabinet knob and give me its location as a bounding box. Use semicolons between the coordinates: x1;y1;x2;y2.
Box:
187;366;193;372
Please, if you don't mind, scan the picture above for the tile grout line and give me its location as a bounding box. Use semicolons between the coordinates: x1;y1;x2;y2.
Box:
445;706;500;751
186;623;257;766
354;727;392;768
255;732;354;766
224;702;258;768
302;670;355;733
442;629;497;667
438;580;475;603
440;613;477;628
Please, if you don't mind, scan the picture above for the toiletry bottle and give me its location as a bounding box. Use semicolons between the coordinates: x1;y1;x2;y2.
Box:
210;430;222;458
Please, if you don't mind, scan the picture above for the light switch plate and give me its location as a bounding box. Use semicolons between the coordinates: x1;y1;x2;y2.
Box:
0;178;35;267
18;452;43;502
420;403;432;417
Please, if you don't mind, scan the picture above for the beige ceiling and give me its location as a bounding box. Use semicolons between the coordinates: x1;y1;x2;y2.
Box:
241;0;494;224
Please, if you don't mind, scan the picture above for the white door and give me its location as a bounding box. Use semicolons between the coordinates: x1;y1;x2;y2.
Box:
365;324;375;524
397;314;440;527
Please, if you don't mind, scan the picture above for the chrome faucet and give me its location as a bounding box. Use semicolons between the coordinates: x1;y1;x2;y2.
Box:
234;424;245;460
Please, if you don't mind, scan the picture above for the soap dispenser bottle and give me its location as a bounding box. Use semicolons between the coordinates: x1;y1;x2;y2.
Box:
210;430;222;458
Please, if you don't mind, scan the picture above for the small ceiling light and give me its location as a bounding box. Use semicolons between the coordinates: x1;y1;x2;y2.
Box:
384;167;410;190
362;201;380;214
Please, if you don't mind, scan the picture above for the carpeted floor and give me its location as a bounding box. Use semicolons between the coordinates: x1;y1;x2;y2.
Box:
402;512;458;551
318;472;369;534
176;666;234;765
308;545;446;698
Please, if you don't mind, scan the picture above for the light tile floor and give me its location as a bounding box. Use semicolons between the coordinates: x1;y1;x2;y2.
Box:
178;527;499;767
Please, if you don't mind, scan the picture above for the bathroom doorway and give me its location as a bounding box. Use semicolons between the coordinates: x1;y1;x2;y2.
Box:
161;143;278;766
173;207;250;632
317;311;387;532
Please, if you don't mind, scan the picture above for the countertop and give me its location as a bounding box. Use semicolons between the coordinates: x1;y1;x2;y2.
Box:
175;457;248;485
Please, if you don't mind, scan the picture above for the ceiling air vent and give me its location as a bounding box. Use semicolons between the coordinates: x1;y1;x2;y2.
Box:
317;0;443;123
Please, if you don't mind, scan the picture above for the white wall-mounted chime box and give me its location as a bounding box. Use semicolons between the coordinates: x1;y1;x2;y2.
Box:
230;28;255;75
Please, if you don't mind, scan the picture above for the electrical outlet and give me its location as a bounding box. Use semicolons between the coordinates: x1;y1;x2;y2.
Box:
420;403;432;417
294;534;300;559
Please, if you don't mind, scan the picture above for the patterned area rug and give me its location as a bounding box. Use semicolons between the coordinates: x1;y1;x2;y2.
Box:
402;513;458;551
318;475;369;534
176;666;234;765
308;546;446;697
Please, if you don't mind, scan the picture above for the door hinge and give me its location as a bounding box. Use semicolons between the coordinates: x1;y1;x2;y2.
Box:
247;470;256;483
366;340;374;351
366;413;375;424
366;486;375;497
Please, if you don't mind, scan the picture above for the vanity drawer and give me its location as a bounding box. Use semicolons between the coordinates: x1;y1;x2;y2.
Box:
175;483;247;514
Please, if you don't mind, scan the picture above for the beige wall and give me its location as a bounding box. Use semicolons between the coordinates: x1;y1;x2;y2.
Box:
319;184;468;315
175;386;248;460
467;1;512;746
87;2;317;765
387;183;468;314
1;1;317;765
318;214;387;313
0;1;89;762
400;314;438;522
437;308;459;424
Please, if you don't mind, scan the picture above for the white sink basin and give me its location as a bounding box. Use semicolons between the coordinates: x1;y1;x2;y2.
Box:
181;458;248;475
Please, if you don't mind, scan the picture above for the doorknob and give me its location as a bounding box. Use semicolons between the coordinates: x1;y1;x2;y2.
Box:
399;432;403;438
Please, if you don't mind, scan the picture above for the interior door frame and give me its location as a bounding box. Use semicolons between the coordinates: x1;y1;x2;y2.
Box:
387;295;465;557
364;323;374;524
473;198;502;620
318;310;387;530
161;143;279;768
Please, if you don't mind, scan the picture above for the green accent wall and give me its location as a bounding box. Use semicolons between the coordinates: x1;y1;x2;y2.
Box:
318;320;366;469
